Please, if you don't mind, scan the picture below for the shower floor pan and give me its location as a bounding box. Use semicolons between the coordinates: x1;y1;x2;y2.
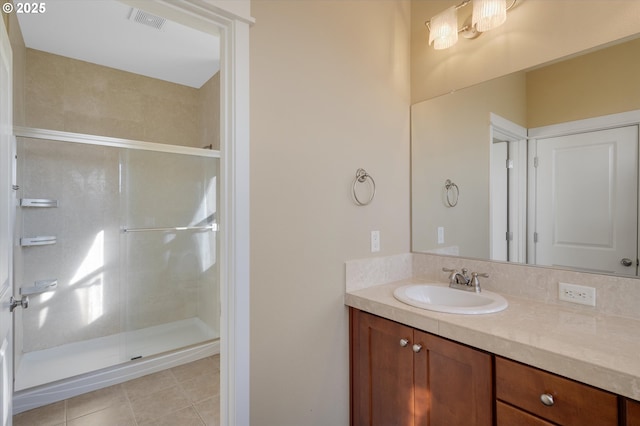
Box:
15;317;218;391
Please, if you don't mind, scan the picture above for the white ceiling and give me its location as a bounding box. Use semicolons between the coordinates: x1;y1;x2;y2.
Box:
16;0;220;88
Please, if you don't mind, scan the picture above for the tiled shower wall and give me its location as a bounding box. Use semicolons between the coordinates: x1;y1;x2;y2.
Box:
17;137;219;352
24;48;220;150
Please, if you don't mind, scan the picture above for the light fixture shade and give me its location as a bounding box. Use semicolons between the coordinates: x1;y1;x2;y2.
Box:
472;0;507;32
428;6;459;50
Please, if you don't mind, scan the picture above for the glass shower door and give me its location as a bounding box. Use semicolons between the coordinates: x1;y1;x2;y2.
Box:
14;137;123;390
14;135;220;392
120;148;219;361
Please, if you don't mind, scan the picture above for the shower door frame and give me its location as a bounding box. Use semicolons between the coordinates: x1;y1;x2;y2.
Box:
115;5;252;426
13;128;222;393
0;12;13;426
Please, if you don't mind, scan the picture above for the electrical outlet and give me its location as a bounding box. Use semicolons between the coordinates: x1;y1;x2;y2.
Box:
437;226;444;244
371;230;380;252
558;282;596;306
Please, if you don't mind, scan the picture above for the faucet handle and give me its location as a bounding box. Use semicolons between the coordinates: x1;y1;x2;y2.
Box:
469;272;488;292
442;267;458;284
471;272;489;278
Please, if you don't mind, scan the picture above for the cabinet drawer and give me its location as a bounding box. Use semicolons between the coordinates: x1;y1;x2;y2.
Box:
496;401;554;426
495;357;618;426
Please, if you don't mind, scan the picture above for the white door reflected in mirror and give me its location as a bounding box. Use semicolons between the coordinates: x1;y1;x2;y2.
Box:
532;126;638;276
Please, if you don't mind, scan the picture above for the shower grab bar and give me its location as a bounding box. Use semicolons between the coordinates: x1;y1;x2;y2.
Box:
122;224;218;233
20;236;57;246
20;279;58;296
20;198;58;208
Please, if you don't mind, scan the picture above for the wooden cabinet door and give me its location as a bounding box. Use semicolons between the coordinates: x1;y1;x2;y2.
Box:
351;309;415;426
413;330;493;426
626;399;640;426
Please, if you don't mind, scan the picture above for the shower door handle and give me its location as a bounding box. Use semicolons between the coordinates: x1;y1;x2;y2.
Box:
10;296;29;312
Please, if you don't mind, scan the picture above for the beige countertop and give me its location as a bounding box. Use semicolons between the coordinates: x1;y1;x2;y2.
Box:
345;278;640;401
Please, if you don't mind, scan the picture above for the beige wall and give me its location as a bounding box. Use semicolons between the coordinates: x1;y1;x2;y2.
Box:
250;2;640;423
411;0;640;103
25;49;219;149
208;0;251;21
250;1;411;424
527;37;640;128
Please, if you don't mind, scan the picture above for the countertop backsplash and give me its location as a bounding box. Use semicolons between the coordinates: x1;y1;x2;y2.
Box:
346;253;640;321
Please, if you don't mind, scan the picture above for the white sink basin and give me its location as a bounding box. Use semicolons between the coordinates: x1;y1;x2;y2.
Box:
393;283;508;314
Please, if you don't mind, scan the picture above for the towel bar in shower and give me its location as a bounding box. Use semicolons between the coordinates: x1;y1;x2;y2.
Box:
121;224;218;233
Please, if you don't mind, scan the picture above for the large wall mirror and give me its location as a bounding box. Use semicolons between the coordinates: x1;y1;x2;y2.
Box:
412;33;640;278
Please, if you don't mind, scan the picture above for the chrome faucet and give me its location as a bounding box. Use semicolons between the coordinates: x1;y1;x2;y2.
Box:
442;268;488;293
452;268;470;285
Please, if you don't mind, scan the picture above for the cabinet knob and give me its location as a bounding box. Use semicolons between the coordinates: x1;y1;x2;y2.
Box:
540;393;554;406
412;344;423;353
399;338;409;347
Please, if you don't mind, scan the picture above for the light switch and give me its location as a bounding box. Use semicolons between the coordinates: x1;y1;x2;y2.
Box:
371;230;380;252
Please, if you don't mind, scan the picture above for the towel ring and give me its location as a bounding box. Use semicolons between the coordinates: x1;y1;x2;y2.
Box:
353;168;376;206
445;179;459;207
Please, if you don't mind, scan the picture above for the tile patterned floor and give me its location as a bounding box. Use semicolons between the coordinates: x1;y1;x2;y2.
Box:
13;355;220;426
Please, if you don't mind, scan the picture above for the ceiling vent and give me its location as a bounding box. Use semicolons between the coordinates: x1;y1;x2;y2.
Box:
128;8;166;30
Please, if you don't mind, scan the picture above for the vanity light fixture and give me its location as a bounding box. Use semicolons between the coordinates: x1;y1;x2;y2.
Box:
473;0;507;32
428;6;459;50
425;0;516;50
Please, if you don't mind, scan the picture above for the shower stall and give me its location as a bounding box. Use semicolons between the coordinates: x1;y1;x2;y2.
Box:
11;129;220;411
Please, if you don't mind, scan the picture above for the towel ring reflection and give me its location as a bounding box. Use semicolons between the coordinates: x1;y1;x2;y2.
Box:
445;179;459;207
353;168;376;206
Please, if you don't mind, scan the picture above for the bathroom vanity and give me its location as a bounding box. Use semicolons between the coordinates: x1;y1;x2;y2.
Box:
346;275;640;426
351;309;492;425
